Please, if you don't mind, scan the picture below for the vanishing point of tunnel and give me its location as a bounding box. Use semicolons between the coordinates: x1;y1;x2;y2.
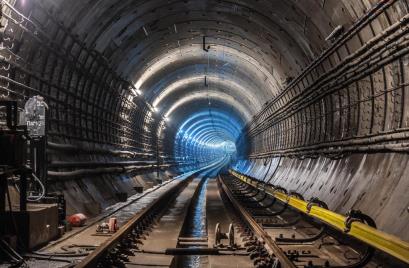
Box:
1;0;409;267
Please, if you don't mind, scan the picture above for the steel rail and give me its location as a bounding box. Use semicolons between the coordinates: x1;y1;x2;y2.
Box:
229;170;409;264
74;176;191;268
74;159;226;268
218;176;296;268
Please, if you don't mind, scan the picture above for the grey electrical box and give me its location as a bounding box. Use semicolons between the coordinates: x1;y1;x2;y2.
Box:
25;96;47;138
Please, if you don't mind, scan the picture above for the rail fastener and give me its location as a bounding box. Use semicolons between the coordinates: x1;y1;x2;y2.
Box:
229;170;409;265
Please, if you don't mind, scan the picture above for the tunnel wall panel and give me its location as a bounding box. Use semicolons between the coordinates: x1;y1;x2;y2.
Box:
235;153;409;241
49;171;170;217
241;2;409;241
0;0;174;215
246;0;409;159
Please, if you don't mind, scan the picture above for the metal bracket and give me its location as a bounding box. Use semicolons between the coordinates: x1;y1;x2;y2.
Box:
344;209;376;233
214;222;235;248
306;197;328;213
202;36;210;52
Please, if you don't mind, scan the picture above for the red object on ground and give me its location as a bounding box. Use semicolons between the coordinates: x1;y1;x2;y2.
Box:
67;213;87;227
108;217;118;232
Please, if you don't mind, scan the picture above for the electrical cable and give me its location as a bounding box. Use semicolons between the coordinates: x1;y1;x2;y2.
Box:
0;240;21;263
30;251;90;257
11;173;45;201
0;240;23;261
4;184;29;267
26;173;45;201
31;243;97;258
23;253;74;263
6;184;20;240
0;239;27;267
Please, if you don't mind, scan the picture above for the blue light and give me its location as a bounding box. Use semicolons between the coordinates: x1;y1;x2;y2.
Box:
174;108;245;173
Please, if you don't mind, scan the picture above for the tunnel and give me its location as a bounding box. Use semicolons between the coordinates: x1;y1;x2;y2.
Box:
1;0;409;267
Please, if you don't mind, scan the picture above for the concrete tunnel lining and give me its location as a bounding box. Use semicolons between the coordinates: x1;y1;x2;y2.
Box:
1;0;409;259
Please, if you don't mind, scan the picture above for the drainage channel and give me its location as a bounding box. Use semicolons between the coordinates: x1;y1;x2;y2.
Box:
176;176;210;268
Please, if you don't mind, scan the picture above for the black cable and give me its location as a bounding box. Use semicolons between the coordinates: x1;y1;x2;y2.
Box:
0;239;27;267
31;251;90;258
6;185;19;239
0;240;20;262
4;182;29;267
23;253;76;263
0;239;22;261
5;182;25;250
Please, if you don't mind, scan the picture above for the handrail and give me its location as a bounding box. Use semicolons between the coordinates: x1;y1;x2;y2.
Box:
229;170;409;264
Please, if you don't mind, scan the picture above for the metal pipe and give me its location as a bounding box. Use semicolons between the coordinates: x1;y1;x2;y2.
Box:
47;164;172;180
48;161;158;168
47;142;154;157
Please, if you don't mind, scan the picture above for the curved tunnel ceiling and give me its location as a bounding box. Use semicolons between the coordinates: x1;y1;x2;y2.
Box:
5;0;409;248
47;0;351;166
9;0;372;168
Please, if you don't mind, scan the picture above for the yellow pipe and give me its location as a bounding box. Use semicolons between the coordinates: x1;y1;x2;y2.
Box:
229;170;409;264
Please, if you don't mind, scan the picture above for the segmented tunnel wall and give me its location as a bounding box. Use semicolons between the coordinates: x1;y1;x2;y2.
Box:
0;0;173;215
0;0;224;215
236;0;409;240
2;0;409;234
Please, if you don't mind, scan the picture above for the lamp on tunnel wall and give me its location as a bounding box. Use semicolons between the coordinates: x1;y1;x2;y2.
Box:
24;96;49;193
24;96;47;138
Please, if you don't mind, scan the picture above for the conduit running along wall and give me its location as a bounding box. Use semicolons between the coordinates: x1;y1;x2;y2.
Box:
1;0;409;243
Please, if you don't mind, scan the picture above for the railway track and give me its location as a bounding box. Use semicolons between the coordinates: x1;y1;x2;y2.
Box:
71;168;259;267
17;160;226;268
220;171;409;268
69;159;232;268
219;175;371;267
26;162;409;268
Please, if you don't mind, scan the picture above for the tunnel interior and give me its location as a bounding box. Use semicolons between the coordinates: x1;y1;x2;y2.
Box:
1;0;409;264
172;107;243;172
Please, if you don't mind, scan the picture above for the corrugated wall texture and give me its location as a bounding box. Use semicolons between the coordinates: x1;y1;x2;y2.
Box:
233;153;409;241
246;0;409;159
238;0;409;240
